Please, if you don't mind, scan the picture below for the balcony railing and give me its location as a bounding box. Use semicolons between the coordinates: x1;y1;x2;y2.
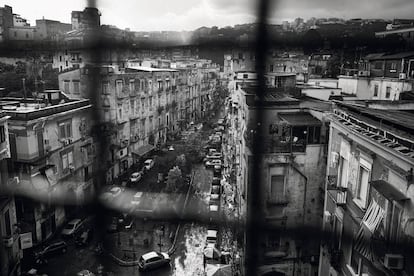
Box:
328;188;347;206
266;194;289;206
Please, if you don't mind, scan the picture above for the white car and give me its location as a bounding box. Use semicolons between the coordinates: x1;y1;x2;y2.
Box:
138;251;171;271
61;219;84;237
77;270;95;276
206;229;218;245
205;159;222;168
131;191;143;206
130;172;143;183
168;145;175;151
99;186;123;202
144;159;155;171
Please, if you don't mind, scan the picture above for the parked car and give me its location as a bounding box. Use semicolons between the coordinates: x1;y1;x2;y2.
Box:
211;185;221;195
212;177;221;185
34;240;67;263
205;153;222;161
99;186;123;202
206;229;218;246
61;219;84;238
205;159;222;168
138;251;171;271
77;270;95;276
144;159;155;171
131;191;143;206
75;228;94;247
106;216;119;233
130;172;143;183
210;193;220;205
213;165;222;177
209;204;220;221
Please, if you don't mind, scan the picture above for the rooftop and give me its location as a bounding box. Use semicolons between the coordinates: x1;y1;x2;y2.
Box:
363;51;414;61
0;96;91;121
126;66;178;72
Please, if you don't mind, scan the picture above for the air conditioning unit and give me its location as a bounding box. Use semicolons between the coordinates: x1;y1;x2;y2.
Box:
14;176;20;184
44;138;49;145
384;254;404;270
358;70;370;77
68;165;75;171
63;139;69;146
399;73;407;80
3;236;13;247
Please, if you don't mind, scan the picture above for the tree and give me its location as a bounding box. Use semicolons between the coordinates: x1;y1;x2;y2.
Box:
165;166;185;192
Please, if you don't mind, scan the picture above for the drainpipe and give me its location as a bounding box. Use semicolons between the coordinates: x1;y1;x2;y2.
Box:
290;156;308;274
290;157;308;226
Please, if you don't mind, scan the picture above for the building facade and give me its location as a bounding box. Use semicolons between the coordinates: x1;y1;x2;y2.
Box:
0;112;22;276
58;61;219;182
225;85;330;276
2;92;96;245
319;102;414;276
338;52;414;100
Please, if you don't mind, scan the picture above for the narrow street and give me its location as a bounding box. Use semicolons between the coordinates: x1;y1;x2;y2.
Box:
31;120;222;276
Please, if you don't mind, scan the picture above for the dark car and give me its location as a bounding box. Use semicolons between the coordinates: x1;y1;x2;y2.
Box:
34;240;67;264
75;228;94;246
106;216;119;233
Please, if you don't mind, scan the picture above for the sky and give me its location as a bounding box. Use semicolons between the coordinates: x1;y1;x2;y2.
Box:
2;0;414;32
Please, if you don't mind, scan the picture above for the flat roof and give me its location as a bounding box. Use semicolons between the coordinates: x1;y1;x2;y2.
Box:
126;66;178;72
337;102;414;131
279;112;322;126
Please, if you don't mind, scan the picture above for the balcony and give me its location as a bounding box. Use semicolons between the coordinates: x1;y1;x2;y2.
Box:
328;188;347;207
266;194;289;206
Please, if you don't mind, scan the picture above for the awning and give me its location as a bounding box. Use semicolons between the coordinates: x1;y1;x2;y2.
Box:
279;112;321;126
354;199;385;261
370;180;409;202
132;144;155;156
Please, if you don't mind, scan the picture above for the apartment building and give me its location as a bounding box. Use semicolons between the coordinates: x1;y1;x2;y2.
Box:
338;52;414;100
319;102;414;276
1;91;95;245
0;112;22;276
225;84;331;275
223;49;309;83
0;5;14;42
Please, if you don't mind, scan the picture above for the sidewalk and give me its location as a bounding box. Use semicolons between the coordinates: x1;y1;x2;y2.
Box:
103;219;175;266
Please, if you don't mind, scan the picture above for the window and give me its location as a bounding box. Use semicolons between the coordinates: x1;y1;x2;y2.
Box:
58;120;72;139
270;175;285;201
355;157;371;209
373;84;378;97
118;104;123;120
0;125;5;143
73;81;80;94
243;74;248;79
61;150;74;171
59;55;62;62
63;81;70;93
390;62;397;71
102;82;109;94
385;87;391;98
307;126;321;144
130;100;135;115
65;60;68;67
116;80;123;95
338;156;349;188
4;209;11;236
270;64;274;72
129;79;135;93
